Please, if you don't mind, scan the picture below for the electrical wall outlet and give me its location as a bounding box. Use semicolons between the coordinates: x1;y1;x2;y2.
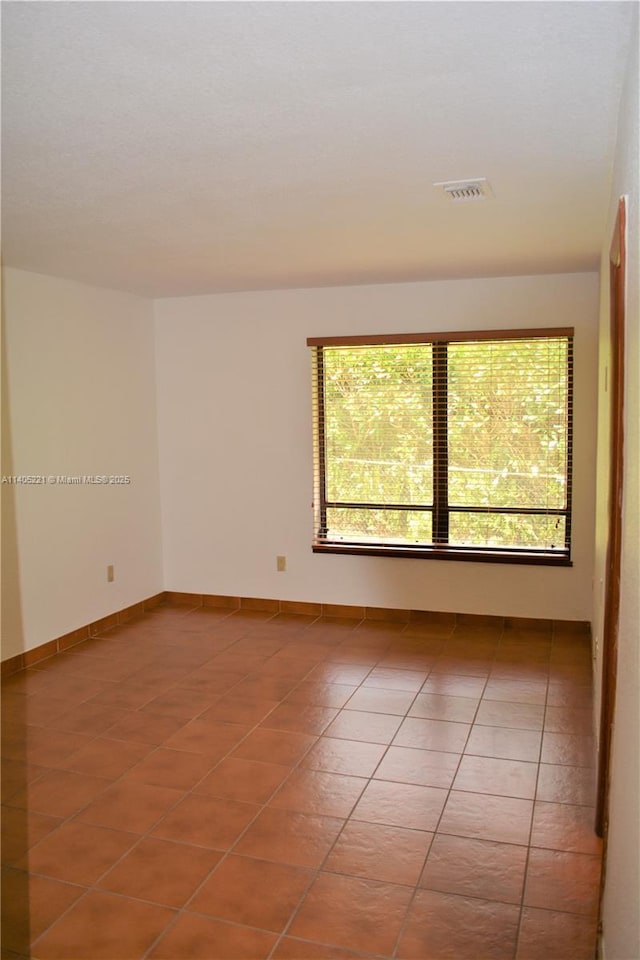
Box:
107;564;115;582
276;555;286;572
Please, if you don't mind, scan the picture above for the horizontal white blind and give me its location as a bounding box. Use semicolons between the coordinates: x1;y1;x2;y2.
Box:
310;330;573;559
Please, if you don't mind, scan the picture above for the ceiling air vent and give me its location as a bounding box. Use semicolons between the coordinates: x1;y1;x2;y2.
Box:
434;178;493;201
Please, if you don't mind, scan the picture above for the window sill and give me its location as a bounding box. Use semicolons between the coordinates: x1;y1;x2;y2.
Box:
312;542;572;566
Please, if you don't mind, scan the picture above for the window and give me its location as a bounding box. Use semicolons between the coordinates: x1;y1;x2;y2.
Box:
308;328;573;565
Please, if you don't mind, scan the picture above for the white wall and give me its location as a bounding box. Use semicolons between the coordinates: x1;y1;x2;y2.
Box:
594;8;640;958
155;271;598;621
1;268;164;658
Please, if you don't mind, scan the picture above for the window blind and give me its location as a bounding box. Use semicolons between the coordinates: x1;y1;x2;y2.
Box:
309;329;573;564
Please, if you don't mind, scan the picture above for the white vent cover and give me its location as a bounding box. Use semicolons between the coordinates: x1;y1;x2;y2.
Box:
434;178;493;201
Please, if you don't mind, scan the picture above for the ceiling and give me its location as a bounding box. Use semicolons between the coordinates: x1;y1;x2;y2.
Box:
1;1;635;298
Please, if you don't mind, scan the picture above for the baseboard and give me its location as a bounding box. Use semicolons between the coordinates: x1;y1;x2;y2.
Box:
167;591;590;635
1;589;590;679
0;592;165;678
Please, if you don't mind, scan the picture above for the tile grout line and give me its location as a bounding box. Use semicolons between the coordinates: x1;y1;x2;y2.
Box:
5;606;599;959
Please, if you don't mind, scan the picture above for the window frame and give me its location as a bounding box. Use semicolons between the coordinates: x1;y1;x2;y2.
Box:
308;328;574;566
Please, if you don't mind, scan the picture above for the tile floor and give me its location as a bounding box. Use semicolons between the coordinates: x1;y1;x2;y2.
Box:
1;604;601;959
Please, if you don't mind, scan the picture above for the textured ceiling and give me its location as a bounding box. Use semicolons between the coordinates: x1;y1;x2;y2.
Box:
1;1;634;297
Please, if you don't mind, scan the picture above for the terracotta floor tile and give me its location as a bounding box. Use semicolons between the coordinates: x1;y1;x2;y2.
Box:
391;620;454;652
140;687;221;720
302;737;387;777
482;678;548;705
438;791;533;845
0;687;27;715
307;663;374;685
187;854;313;930
284;681;358;708
379;651;439;671
524;847;601;915
496;643;550;665
127;663;195;687
1;758;48;803
2;721;28;755
86;679;164;711
2;669;59;695
1;808;62;865
516;907;598;959
234;807;344;868
257;659;314;683
361;668;427;692
443;638;498;659
530;802;601;854
177;668;248;696
323;710;402;745
541;732;595;767
97;837;221;907
123;747;214;790
24;656;93;680
307;616;361;634
231;637;287;657
152;794;260;850
148;912;277;959
421;674;487;699
475;700;545;731
453;755;538;799
16;821;137;885
104;711;189;746
52;736;151;778
397;888;520;959
289;872;413;955
31;889;175;959
76;779;183;833
1;869;86;955
269;768;368;818
373;746;460;788
20;728;95;767
231;727;317;765
195;756;291;803
199;695;279;725
431;656;492;677
450;625;502;642
331;647;386;665
4;609;605;960
166;652;247;673
352;779;447;831
231;676;300;701
543;705;593;734
409;692;479;723
273;938;376;959
274;641;331;663
56;656;139;684
419;833;527;904
47;702;129;737
465;725;542;762
259;701;339;735
536;764;596;805
394;716;470;752
546;682;593;708
7;769;110;819
7;694;70;727
163;719;251;758
324;820;433;885
343;687;416;716
490;663;549;683
549;663;592;685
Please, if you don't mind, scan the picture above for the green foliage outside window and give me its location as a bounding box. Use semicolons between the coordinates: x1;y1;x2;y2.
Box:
314;334;571;556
